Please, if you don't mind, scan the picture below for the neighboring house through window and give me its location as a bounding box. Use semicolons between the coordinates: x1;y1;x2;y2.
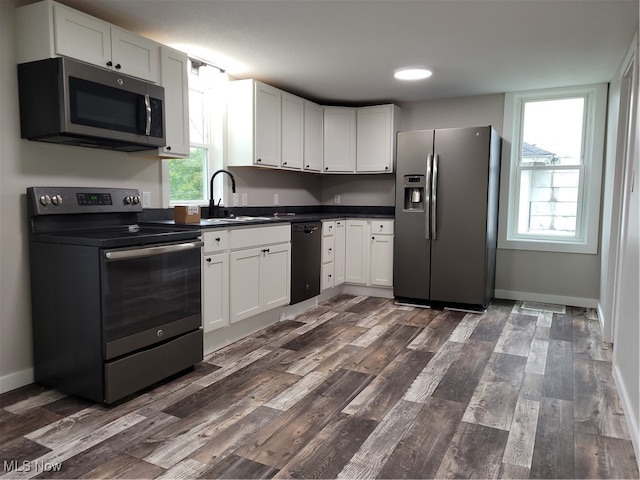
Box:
499;84;608;254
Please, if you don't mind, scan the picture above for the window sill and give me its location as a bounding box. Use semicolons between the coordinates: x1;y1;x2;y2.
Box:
498;236;597;254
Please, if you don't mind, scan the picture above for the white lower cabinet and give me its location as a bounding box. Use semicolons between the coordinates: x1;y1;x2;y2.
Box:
229;225;291;324
202;224;290;330
203;252;229;332
202;230;229;333
345;219;394;287
321;219;346;290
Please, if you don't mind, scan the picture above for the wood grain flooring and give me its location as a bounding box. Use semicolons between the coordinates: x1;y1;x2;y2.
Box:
1;296;638;479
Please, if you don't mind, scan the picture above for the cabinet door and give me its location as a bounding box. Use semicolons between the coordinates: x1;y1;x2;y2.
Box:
345;220;369;284
323;107;356;173
334;220;346;286
203;253;229;332
53;3;112;68
254;82;281;167
304;101;323;172
230;247;262;323
110;27;160;83
260;243;290;310
281;93;304;170
356;105;395;173
370;235;394;287
159;46;190;157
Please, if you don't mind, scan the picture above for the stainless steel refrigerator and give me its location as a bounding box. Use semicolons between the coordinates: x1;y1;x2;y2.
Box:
393;126;501;310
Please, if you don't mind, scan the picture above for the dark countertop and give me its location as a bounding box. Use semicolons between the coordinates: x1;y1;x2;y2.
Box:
140;206;394;230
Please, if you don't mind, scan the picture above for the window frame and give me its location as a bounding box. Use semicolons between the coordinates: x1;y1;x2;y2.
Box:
498;84;608;254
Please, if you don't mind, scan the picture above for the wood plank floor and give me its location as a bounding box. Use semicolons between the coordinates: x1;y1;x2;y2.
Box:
1;296;638;479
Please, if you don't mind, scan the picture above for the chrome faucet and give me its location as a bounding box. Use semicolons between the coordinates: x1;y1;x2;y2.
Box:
208;169;236;218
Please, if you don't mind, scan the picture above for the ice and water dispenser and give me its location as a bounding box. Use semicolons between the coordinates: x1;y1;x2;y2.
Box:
403;175;425;211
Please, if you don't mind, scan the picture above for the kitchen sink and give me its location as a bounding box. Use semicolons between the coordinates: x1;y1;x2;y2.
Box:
198;216;273;226
230;216;272;221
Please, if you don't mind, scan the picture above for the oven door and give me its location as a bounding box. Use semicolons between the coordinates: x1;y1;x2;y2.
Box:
101;240;202;360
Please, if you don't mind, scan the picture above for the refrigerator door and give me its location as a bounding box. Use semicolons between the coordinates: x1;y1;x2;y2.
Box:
393;130;434;302
430;126;493;306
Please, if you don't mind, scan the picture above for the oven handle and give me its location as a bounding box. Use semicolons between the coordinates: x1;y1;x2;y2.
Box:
104;241;203;262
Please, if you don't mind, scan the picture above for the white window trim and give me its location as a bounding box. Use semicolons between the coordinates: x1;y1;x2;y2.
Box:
498;84;608;254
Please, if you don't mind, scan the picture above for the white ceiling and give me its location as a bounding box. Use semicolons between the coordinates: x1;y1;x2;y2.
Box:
60;0;639;104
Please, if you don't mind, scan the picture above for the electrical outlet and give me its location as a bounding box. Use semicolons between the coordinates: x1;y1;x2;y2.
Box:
142;191;151;208
241;192;248;206
334;194;341;204
274;193;279;205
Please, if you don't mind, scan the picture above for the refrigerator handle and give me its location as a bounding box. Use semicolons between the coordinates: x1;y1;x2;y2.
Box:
425;153;433;240
432;153;439;240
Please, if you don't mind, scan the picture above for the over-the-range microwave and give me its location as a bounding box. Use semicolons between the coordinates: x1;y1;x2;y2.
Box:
17;57;165;152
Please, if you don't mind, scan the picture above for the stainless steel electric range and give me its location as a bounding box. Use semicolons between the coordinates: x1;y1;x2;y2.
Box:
27;186;203;403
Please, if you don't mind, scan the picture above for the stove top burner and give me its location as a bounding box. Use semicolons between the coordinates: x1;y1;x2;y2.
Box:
33;224;200;248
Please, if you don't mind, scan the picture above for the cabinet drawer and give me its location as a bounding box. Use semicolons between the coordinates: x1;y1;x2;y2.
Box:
322;236;335;263
370;219;394;235
322;221;335;236
203;230;228;253
229;224;290;250
322;262;334;290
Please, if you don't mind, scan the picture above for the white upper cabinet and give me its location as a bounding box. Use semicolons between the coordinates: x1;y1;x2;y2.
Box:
255;82;281;167
157;46;190;158
108;26;160;83
16;1;160;83
281;92;305;170
356;104;399;173
227;79;282;168
303;100;323;172
323;107;357;173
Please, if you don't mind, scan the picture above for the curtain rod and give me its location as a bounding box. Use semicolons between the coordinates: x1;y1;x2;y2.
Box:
188;56;226;74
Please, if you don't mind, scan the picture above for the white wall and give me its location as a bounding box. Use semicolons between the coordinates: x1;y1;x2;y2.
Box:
608;31;640;464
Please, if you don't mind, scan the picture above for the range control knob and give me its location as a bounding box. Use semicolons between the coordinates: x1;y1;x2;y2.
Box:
132;195;141;204
124;195;133;205
39;195;51;206
51;195;63;206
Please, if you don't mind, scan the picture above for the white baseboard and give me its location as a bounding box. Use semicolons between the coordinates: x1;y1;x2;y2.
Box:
0;367;34;394
612;363;640;472
494;289;598;309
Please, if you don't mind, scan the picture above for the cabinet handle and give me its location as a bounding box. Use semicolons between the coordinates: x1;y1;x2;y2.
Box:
106;61;113;67
385;166;389;170
166;145;172;151
328;274;332;278
306;164;310;168
215;237;221;242
257;158;262;163
328;248;332;252
115;63;121;70
283;162;287;165
206;257;211;263
261;248;270;254
372;236;375;240
325;167;329;171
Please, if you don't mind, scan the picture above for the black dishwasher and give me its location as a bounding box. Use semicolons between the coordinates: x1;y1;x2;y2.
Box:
290;222;321;304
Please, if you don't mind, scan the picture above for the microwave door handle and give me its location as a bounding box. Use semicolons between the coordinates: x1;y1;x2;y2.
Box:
144;94;151;136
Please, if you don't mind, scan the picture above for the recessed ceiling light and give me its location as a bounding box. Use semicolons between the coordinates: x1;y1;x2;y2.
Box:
394;67;433;80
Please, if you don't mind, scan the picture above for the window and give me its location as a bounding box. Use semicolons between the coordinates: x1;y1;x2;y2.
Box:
500;84;607;254
164;62;227;207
